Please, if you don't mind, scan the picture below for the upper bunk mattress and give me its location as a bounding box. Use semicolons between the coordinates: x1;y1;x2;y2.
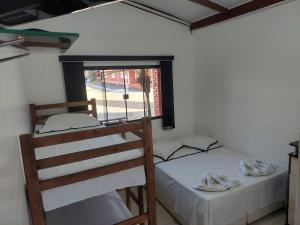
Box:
34;126;145;211
155;147;288;225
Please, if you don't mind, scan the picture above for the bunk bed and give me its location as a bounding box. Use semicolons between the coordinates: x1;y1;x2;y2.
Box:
19;99;156;225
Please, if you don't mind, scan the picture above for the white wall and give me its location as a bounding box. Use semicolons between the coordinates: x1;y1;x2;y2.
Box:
19;3;195;140
0;52;30;225
2;1;300;224
193;1;300;167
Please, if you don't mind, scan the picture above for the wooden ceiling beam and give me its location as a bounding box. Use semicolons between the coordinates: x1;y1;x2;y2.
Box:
191;0;286;30
189;0;228;13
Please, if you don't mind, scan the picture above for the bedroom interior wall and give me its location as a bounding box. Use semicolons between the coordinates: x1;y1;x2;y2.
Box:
0;52;30;225
193;0;300;167
18;3;195;140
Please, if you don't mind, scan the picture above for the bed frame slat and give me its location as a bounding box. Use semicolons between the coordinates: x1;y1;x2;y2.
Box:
37;140;144;169
35;100;94;110
39;157;145;191
34;122;143;148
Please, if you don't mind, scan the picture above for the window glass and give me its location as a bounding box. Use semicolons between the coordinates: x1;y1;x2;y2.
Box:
85;66;162;123
85;70;106;121
104;70;127;121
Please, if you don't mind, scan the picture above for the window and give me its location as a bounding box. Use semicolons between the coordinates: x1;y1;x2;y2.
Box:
85;66;162;123
61;55;175;130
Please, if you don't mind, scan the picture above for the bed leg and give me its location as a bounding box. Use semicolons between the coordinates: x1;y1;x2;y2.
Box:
20;134;46;225
143;118;157;225
138;186;144;225
125;188;131;211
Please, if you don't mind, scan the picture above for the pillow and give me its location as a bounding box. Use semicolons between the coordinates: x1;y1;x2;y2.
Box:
177;135;218;151
39;113;101;134
153;139;183;160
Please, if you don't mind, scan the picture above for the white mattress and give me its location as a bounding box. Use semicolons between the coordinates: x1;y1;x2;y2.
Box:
34;126;146;211
155;147;288;225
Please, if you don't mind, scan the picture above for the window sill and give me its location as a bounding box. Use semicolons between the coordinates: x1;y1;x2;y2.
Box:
128;116;162;123
101;116;162;126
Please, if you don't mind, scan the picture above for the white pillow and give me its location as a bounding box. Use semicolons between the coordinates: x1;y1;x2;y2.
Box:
177;135;218;151
39;113;101;134
153;139;183;160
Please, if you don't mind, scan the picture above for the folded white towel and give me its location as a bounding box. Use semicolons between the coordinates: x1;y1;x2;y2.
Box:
239;159;276;176
195;172;240;192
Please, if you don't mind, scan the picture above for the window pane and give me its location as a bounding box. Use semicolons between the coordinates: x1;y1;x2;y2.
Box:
85;70;106;121
124;69;145;121
85;67;162;122
104;70;127;121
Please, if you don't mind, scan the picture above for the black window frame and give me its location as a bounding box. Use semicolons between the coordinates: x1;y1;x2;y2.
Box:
61;55;175;130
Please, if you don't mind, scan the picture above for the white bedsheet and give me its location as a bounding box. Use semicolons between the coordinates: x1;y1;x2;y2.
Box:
34;126;146;211
155;147;287;225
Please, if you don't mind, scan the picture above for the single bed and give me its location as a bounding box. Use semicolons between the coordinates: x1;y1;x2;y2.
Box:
154;146;287;225
20;99;157;225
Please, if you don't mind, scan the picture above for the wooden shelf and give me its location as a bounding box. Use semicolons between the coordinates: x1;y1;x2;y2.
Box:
0;28;79;62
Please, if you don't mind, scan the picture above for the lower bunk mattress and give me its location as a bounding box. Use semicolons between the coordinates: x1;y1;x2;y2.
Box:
46;191;132;225
154;147;288;225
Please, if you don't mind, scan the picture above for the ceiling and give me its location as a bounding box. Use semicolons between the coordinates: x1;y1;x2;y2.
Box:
0;0;288;30
0;0;117;26
131;0;252;23
131;0;217;23
126;0;288;30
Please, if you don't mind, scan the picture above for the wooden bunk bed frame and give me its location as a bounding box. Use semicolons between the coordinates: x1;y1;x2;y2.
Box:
20;99;157;225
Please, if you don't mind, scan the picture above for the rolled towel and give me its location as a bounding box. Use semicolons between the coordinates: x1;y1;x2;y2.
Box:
195;172;240;192
239;159;276;176
244;160;276;175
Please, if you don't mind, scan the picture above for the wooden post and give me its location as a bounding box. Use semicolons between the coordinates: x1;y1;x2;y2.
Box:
138;186;144;225
125;188;131;211
142;117;157;225
91;98;97;119
119;119;127;139
295;140;300;225
20;134;46;225
29;104;37;133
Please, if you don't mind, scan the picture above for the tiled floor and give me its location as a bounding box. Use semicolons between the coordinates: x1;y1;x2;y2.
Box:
156;201;286;225
250;210;285;225
121;191;286;225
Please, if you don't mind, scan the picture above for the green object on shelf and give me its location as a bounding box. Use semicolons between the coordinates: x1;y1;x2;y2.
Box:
0;28;79;63
0;28;79;38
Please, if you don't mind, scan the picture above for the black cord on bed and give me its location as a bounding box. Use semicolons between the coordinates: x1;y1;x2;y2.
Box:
154;145;223;166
